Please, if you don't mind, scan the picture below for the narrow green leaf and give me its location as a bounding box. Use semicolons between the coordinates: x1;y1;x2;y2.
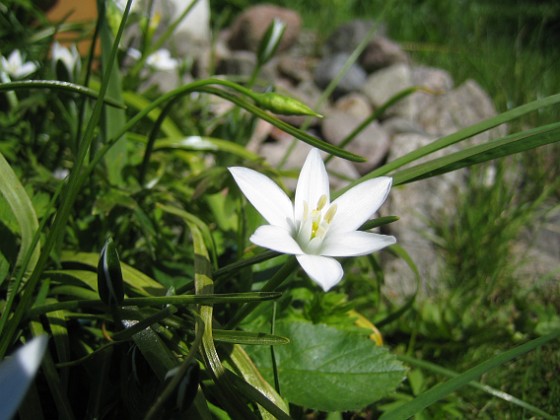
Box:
398;354;556;419
44;269;98;291
392;121;560;185
199;86;365;162
0;80;124;107
380;330;560;420
213;329;289;345
188;220;258;418
45;310;71;392
0;0;133;357
29;321;76;420
0;151;40;277
224;344;290;418
61;251;165;296
28;292;282;317
154;136;264;161
99;1;128;185
344;92;560;192
112;306;178;341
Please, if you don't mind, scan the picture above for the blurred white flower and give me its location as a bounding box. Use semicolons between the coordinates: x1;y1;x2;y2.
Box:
145;48;179;71
114;0;140;13
51;42;81;79
0;50;38;79
0;336;48;420
229;148;396;291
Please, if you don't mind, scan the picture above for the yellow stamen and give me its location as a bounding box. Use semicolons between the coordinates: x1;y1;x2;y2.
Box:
316;194;327;211
324;203;337;224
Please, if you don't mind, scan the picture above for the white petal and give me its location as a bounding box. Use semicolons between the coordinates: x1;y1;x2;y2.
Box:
321;231;396;257
330;177;392;232
229;167;294;230
294;148;330;221
0;335;48;420
296;254;343;291
250;225;303;254
17;62;37;78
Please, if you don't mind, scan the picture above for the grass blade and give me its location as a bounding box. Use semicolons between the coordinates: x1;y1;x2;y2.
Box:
398;354;557;419
380;330;560;420
392;121;560;185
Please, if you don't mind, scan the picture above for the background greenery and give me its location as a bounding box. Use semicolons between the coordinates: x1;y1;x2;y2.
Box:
207;0;560;416
0;0;558;417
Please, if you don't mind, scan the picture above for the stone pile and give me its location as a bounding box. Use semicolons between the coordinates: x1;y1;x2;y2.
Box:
212;4;509;294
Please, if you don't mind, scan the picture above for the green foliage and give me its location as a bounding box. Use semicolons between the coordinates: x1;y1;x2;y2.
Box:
0;0;558;418
248;320;406;412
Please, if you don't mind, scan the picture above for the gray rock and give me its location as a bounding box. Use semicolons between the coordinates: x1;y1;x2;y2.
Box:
333;92;373;119
313;53;367;96
382;132;463;297
361;63;416;119
416;79;506;138
277;55;314;84
409;65;454;121
227;4;302;53
360;36;409;73
322;110;391;174
382;78;507;296
324;19;385;55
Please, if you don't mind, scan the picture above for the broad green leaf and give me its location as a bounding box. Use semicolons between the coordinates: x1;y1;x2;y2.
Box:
248;320;406;412
0;151;40;276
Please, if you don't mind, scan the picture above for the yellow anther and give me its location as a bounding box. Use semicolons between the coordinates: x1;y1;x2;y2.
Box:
324;203;337;224
316;194;327;211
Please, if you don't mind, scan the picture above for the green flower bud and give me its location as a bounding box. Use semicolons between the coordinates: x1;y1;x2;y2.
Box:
254;92;323;117
257;18;286;66
97;237;124;306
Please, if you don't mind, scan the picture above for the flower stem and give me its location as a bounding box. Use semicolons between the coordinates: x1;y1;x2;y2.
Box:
226;257;298;329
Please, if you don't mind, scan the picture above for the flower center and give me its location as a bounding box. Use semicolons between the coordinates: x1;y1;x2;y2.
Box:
298;194;337;253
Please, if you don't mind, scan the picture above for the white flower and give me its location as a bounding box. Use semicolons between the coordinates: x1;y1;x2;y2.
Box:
229;148;396;291
145;48;179;71
0;50;38;79
51;42;81;77
0;336;48;420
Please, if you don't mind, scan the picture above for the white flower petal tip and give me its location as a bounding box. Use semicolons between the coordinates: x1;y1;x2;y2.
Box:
0;335;48;420
296;254;343;292
229;149;396;291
